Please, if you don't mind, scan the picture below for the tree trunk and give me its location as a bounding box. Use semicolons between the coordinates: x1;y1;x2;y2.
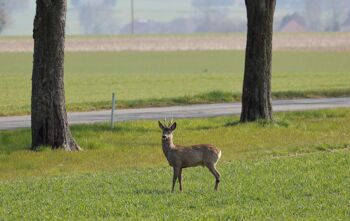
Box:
240;0;276;122
31;0;80;151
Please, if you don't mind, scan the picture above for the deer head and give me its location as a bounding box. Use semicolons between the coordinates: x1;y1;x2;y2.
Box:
158;120;176;142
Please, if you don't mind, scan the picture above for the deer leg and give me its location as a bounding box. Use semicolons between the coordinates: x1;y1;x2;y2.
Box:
207;165;221;191
172;167;180;192
178;168;183;192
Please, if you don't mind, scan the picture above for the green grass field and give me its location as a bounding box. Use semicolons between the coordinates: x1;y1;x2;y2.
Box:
0;152;348;220
1;50;350;116
0;109;350;220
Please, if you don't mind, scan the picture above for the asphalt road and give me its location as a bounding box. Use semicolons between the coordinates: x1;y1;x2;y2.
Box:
1;97;350;131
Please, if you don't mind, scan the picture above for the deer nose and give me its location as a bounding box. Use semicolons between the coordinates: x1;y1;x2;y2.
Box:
162;135;167;139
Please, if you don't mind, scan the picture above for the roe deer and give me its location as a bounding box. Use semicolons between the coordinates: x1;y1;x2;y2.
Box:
158;120;222;192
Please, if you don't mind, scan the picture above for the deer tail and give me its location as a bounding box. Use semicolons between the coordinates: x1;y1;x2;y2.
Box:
218;149;222;160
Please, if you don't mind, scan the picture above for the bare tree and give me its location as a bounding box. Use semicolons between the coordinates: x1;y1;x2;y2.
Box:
304;0;323;31
326;0;349;31
240;0;276;122
192;0;238;33
71;0;118;35
31;0;80;151
0;0;30;33
0;1;7;33
192;0;234;8
304;0;350;31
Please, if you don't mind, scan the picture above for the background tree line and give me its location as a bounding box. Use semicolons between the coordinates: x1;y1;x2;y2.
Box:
1;0;350;35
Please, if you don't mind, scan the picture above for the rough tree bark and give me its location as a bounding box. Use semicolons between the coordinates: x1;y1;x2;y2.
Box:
240;0;276;122
31;0;80;151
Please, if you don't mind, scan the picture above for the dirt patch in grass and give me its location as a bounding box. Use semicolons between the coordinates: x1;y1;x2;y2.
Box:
1;33;350;52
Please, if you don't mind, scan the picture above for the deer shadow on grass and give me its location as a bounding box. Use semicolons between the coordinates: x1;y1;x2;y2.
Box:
133;189;170;195
225;121;241;127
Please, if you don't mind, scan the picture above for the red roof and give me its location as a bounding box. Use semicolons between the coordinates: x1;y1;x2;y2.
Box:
279;20;309;33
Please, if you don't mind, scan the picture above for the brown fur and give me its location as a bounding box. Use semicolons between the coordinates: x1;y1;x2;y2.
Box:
159;121;222;192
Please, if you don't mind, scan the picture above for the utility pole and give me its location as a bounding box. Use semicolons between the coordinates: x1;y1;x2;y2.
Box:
131;0;134;34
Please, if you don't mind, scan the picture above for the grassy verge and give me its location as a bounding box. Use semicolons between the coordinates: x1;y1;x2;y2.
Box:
54;88;350;111
1;50;350;116
1;108;350;180
3;88;350;116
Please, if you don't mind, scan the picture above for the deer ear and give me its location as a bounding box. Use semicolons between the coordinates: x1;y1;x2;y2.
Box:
170;122;177;131
158;121;165;129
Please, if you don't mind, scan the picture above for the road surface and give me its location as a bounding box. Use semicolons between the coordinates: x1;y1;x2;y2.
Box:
1;97;350;131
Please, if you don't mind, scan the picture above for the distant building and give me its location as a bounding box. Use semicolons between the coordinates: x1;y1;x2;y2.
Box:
120;17;245;35
120;18;203;35
278;13;310;32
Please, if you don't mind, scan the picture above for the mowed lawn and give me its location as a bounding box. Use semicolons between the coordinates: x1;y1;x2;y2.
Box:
1;51;350;116
0;109;350;220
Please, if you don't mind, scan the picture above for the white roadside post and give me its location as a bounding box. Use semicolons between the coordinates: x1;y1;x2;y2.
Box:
111;92;116;129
